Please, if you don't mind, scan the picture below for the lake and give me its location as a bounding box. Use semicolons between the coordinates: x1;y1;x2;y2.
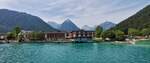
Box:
0;41;150;63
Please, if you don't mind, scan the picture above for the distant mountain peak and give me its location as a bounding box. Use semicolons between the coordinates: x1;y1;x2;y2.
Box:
63;19;74;24
65;19;72;22
100;21;116;30
60;19;80;32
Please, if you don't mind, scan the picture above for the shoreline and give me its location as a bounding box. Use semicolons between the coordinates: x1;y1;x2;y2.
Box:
0;39;149;44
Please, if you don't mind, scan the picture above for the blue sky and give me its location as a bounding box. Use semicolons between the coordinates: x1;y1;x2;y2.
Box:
0;0;150;27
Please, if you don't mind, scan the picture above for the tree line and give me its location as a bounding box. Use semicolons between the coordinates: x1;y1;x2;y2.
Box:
6;26;45;42
95;26;150;41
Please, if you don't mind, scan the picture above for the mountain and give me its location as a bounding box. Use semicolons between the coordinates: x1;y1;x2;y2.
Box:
81;25;95;31
0;9;57;33
82;21;116;31
60;19;80;32
113;5;150;31
47;21;61;30
100;21;116;30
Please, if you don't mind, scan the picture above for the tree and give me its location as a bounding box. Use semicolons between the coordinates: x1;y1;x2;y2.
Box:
30;32;45;40
12;26;21;38
114;30;125;41
30;32;38;40
6;26;21;40
141;28;150;37
128;28;140;36
101;30;115;40
7;32;15;40
101;30;125;41
95;26;103;38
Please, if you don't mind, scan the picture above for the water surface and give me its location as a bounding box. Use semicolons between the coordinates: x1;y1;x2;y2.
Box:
0;41;150;63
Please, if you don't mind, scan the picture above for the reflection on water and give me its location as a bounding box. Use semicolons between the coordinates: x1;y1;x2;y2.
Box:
0;42;150;63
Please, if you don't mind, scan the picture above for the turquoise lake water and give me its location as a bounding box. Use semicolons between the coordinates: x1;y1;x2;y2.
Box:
0;41;150;63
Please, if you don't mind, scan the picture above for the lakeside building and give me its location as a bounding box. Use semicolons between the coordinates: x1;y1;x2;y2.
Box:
0;30;96;42
45;32;66;41
66;30;95;41
22;31;66;41
22;30;95;42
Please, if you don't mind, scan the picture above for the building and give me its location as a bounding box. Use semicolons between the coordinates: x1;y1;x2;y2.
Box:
66;30;95;41
45;32;66;41
21;31;66;41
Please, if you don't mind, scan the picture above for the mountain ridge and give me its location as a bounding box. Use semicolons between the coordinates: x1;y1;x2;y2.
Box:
113;5;150;32
0;9;57;33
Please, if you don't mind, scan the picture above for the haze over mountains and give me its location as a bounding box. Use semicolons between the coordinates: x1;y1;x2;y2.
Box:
0;9;57;33
47;21;61;30
81;22;116;31
48;20;116;31
81;25;95;31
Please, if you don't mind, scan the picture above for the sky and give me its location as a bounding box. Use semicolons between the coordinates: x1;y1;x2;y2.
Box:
0;0;150;27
